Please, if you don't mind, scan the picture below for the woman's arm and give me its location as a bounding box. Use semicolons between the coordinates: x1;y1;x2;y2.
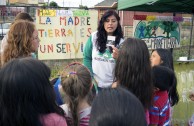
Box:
83;36;93;75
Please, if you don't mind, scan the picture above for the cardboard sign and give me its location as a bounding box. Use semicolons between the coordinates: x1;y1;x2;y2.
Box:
36;9;98;60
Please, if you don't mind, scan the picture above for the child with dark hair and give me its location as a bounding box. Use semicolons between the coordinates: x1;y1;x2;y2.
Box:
150;48;179;106
89;87;147;126
149;65;176;126
60;62;93;126
150;48;179;125
0;57;67;126
151;49;174;70
113;38;153;124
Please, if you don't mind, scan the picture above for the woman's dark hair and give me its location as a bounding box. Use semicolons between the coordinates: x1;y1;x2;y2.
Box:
89;87;147;126
61;62;92;126
114;38;153;109
0;57;65;126
152;49;179;106
96;10;123;53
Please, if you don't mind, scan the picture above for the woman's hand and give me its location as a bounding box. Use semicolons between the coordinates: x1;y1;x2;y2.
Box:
112;82;118;88
111;45;119;59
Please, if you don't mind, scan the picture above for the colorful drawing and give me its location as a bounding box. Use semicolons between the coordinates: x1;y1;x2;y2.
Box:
134;20;180;49
151;26;158;37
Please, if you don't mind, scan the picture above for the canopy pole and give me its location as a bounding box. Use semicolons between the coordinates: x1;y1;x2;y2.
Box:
188;14;194;60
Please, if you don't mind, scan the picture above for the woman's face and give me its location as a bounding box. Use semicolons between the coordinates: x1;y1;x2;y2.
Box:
104;15;118;35
150;50;162;67
31;29;40;52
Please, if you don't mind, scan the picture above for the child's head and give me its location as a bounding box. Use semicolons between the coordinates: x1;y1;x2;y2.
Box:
89;87;147;126
152;65;174;91
0;57;64;126
152;65;179;106
150;49;174;70
61;62;92;126
114;38;153;109
61;62;92;101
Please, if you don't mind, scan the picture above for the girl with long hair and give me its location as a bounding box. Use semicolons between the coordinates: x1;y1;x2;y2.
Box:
0;57;67;126
60;62;93;126
1;20;40;65
113;38;154;124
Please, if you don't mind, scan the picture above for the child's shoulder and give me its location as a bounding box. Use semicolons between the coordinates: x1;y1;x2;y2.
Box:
154;91;169;107
40;113;67;126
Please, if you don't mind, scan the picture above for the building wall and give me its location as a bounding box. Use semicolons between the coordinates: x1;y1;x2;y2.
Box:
0;0;6;5
0;7;25;23
120;11;177;26
9;0;38;4
119;11;183;38
95;9;184;38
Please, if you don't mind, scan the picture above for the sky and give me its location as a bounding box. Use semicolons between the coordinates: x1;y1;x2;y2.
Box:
46;0;104;7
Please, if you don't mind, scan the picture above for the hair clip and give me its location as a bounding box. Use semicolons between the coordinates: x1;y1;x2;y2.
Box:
65;72;76;78
69;71;76;75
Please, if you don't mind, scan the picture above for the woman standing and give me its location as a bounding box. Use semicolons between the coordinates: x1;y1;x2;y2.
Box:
1;20;40;66
83;10;124;90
